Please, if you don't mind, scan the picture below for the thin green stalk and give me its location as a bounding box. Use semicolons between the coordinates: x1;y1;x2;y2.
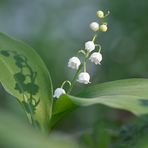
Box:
92;34;97;42
83;62;86;72
67;51;90;94
67;34;98;94
67;64;83;94
61;80;71;88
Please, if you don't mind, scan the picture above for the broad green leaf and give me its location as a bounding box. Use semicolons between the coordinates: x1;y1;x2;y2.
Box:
0;33;53;132
51;79;148;127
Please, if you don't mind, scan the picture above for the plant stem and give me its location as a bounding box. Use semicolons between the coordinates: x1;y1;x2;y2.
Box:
92;34;97;42
67;34;98;94
67;64;83;94
61;80;71;88
67;51;90;94
83;61;86;72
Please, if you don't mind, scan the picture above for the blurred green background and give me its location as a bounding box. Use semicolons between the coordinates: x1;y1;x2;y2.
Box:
0;0;148;147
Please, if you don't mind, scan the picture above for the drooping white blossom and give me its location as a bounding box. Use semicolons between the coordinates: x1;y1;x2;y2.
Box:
100;24;108;32
85;41;95;52
90;22;99;32
53;88;66;98
68;57;81;70
96;10;104;18
77;72;90;84
89;52;102;65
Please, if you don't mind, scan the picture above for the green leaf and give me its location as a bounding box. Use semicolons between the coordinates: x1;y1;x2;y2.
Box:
0;32;53;132
52;79;148;127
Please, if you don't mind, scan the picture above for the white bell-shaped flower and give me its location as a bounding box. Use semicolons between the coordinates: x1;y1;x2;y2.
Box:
89;52;102;65
85;41;95;52
100;24;108;32
53;88;66;98
77;72;90;84
90;22;99;32
68;57;81;70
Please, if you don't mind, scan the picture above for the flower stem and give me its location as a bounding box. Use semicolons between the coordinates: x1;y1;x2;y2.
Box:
67;64;83;94
61;80;71;88
67;34;99;94
83;61;86;72
92;34;97;42
67;51;90;94
92;34;98;42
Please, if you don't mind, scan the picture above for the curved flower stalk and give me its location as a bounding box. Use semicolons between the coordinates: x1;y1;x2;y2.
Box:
53;10;110;98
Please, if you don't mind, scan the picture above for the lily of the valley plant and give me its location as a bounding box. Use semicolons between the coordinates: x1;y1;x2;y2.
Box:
53;10;109;98
0;9;148;134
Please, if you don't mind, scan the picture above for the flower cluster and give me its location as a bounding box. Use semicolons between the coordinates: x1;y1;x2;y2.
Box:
53;10;109;98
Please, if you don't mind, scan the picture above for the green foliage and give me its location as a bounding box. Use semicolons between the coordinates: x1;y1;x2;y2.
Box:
80;119;148;148
0;0;148;147
1;33;148;148
112;121;148;148
81;123;110;148
52;79;148;126
0;110;80;148
0;33;53;132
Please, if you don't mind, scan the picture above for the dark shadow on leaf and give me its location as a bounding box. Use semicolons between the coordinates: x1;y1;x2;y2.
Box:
139;99;148;106
0;50;40;128
0;50;10;57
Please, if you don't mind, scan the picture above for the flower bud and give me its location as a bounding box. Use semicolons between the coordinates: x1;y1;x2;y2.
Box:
100;24;108;32
77;72;90;84
85;41;95;52
53;88;66;98
68;57;81;70
90;22;99;32
96;11;104;18
89;52;102;65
